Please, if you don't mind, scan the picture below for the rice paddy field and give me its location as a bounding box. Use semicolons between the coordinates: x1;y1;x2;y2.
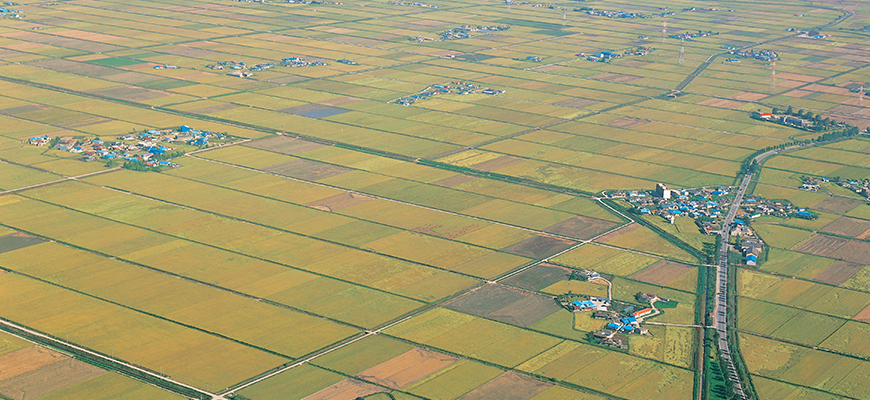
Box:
0;0;867;398
737;137;870;400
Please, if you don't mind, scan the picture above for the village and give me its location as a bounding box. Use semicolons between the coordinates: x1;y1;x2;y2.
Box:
558;269;668;349
801;176;870;201
391;81;505;106
438;24;509;40
28;125;227;169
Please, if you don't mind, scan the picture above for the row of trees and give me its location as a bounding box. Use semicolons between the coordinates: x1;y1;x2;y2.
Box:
750;106;843;132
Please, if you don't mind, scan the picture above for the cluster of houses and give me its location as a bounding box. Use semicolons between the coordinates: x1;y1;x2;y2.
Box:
514;55;542;62
280;56;327;67
611;183;734;230
577;46;653;63
504;1;565;10
153;64;179;70
669;30;719;41
755;112;814;129
0;5;23;19
30;126;223;167
392;81;504;106
802;176;870;200
286;0;343;4
336;58;358;65
438;24;509;40
387;1;438;8
729;48;778;62
574;7;650;19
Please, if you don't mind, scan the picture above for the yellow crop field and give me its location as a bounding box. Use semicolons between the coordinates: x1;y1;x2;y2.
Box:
552;244;659;276
0;273;287;389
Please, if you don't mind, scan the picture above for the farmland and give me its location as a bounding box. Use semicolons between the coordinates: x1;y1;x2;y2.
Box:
0;0;866;398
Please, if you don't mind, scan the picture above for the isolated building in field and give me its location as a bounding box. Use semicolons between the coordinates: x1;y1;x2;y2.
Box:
656;183;672;199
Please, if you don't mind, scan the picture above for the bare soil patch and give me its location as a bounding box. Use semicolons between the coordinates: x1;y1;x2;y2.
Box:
501;263;572;291
696;98;744;109
263;158;351;181
305;192;373;212
604;116;648;129
445;285;560;327
793;234;848;257
487;293;561;327
247;135;327;155
471;156;525;172
502;234;577;259
813;261;863;285
357;347;457;389
852;303;870;323
821;217;870;239
830;240;870;264
301;378;384;400
0;233;45;254
812;197;862;214
781;89;812;98
591;73;640;83
542;216;617;240
433;174;478;188
732;92;769;101
458;371;552;400
0;347;67;382
629;260;694;286
0;358;103;400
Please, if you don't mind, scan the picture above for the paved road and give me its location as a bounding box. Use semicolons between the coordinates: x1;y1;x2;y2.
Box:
712;143;809;399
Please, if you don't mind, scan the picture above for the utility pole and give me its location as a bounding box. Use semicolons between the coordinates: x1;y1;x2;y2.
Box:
678;36;684;65
662;17;667;44
770;61;776;93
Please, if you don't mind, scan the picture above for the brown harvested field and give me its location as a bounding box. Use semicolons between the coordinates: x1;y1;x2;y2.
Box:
356;347;457;389
500;263;571;291
802;83;853;95
812;197;862;215
471;156;526;172
305;192;374;212
603;117;648;129
775;72;823;83
629;260;694;286
853;303;870;323
793;234;849;257
542;216;618;240
458;371;551;400
0;346;67;381
246;135;327;155
0;358;104;400
594;223;640;244
829;240;870;264
590;73;640;83
552;98;599;108
0;233;45;254
777;80;806;89
263;158;352;181
487;293;561;327
821;112;870;130
445;285;560;327
696;98;744;109
319;96;365;107
432;174;478;188
502;234;577;259
446;285;526;316
301;378;384;400
190;103;240;115
821;217;870;239
813;261;863;285
88;86;168;102
781;89;812;98
732;92;769;101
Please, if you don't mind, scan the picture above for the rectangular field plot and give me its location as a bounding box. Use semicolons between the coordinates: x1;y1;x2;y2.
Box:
552;244;660;277
384;307;562;368
444;285;561;328
594;224;697;263
35;371;186;400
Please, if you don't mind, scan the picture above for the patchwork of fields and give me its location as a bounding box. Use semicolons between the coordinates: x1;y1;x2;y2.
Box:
0;0;867;398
